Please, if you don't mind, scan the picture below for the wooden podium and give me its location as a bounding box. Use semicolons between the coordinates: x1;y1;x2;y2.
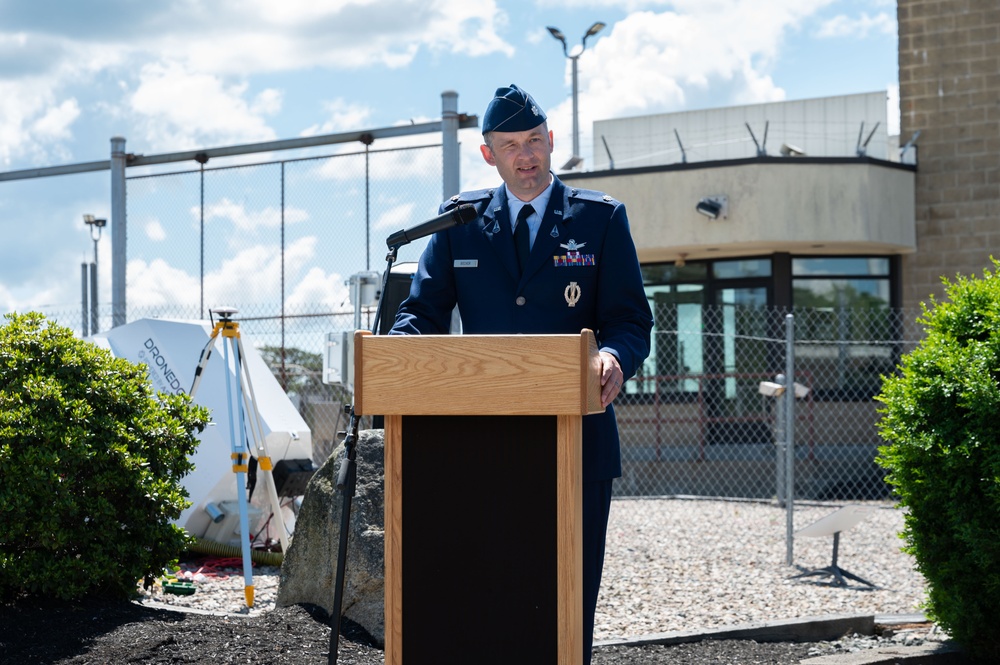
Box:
354;330;604;665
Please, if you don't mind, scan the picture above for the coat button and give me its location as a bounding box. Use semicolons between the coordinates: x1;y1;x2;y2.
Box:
515;296;526;306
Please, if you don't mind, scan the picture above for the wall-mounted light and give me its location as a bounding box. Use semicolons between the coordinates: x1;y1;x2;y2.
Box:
695;196;728;220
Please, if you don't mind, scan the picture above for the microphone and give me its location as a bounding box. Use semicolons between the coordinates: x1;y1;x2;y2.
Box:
386;203;478;248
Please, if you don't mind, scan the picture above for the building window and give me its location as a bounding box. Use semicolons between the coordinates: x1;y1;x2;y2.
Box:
637;254;898;402
791;257;895;400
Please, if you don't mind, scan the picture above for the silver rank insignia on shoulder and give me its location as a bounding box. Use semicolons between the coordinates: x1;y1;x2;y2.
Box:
560;239;586;251
564;281;581;307
603;195;613;202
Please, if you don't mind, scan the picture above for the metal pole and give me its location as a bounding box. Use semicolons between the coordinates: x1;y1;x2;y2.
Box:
774;373;786;505
89;263;99;335
280;162;287;390
571;55;580;159
784;313;795;566
442;90;460;200
199;162;205;319
110;136;127;328
90;231;99;334
80;263;89;336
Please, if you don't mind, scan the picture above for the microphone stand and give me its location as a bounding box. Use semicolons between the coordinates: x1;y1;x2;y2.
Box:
329;244;400;664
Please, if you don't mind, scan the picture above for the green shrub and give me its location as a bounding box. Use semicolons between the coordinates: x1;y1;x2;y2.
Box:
876;261;1000;661
0;312;209;602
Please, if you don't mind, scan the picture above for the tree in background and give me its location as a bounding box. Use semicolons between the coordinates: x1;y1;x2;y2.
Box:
877;261;1000;661
0;313;209;602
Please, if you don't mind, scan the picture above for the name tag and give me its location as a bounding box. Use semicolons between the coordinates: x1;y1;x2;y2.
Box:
454;259;478;268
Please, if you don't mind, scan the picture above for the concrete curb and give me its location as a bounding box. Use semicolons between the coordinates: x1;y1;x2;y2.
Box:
594;613;878;648
593;613;972;664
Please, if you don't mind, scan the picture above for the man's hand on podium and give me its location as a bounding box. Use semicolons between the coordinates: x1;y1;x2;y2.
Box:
599;351;624;408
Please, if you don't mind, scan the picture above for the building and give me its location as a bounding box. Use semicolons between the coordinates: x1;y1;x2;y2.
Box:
561;0;1000;498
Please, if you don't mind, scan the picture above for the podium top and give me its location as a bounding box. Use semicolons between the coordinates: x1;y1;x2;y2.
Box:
354;329;604;416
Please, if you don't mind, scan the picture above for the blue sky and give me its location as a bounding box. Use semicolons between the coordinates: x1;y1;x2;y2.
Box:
0;0;899;318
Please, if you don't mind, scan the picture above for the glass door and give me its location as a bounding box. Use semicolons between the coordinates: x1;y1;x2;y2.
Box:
703;284;772;444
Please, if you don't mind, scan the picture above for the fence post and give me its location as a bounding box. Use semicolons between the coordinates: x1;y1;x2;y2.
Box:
774;373;787;505
784;313;795;566
442;90;460;199
80;263;90;336
110;136;127;327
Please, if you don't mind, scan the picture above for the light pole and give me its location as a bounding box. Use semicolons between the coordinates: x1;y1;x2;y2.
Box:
547;21;606;170
83;214;106;334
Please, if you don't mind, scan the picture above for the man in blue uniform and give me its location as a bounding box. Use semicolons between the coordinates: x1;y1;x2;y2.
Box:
391;83;652;663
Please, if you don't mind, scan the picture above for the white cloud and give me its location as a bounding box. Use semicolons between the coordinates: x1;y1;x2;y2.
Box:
251;88;284;116
30;98;79;141
0;78;78;167
139;0;513;74
373;202;417;232
301;99;374;137
198;198;311;232
127;258;201;308
544;0;834;170
145;220;167;242
130;61;279;151
127;235;321;308
816;12;896;39
286;266;351;311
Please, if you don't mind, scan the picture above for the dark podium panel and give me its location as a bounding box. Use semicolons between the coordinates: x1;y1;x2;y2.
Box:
354;331;603;665
402;415;557;663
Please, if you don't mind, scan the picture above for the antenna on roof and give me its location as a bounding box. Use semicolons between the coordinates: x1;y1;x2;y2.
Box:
674;129;687;163
601;135;615;170
856;121;880;157
899;130;921;164
745;121;768;157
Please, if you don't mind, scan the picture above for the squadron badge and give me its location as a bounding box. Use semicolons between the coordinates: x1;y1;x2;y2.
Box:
553;238;596;267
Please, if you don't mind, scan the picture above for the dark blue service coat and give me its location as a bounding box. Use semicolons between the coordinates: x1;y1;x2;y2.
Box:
391;175;653;482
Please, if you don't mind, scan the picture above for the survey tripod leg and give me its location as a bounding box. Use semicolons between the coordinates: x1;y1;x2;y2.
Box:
190;308;291;608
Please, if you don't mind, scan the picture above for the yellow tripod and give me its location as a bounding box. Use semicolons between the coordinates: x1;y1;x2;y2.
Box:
190;307;289;608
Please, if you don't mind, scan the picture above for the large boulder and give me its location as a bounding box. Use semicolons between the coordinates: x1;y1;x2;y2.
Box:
276;427;385;644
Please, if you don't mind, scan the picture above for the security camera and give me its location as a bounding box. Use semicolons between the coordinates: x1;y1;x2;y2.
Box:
780;143;806;157
695;196;728;220
758;381;786;397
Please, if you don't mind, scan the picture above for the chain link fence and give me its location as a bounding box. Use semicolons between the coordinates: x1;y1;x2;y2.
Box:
122;143;443;328
617;304;922;502
35;297;924;501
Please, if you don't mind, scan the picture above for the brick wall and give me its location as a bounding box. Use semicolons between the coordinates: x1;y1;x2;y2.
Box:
898;0;1000;308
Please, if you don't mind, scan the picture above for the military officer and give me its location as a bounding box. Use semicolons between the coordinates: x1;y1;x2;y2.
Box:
391;83;653;664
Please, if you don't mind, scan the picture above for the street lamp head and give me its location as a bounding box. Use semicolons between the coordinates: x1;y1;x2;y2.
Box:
583;21;606;48
546;26;568;55
83;213;107;242
83;214;107;229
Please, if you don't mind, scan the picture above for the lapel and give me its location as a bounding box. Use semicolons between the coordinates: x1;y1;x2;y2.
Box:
522;176;572;280
482;184;521;281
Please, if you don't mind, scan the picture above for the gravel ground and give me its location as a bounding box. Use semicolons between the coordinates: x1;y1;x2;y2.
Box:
2;498;963;664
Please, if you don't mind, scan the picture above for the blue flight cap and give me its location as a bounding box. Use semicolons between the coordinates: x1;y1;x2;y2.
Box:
482;84;547;134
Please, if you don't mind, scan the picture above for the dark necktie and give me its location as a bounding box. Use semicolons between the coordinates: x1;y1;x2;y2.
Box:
514;204;533;274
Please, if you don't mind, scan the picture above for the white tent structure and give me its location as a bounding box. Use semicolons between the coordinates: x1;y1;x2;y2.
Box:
90;318;313;545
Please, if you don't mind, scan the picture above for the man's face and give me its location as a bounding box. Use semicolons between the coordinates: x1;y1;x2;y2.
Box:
480;124;554;201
